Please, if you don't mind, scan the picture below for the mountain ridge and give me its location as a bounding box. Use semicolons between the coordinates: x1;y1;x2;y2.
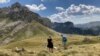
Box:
75;21;100;29
0;2;54;45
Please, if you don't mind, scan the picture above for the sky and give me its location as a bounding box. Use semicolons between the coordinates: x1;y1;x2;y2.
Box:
0;0;100;24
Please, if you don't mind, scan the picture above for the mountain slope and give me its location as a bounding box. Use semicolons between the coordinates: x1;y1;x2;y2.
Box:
0;18;55;45
0;2;53;45
75;21;100;29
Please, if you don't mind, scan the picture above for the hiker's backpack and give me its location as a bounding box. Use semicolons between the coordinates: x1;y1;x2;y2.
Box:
63;37;67;42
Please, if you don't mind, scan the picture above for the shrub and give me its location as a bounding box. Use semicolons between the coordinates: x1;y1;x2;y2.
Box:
82;38;96;44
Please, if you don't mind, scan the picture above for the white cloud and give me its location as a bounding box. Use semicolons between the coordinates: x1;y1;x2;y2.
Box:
67;4;100;15
0;0;10;3
56;7;65;12
70;15;100;24
39;4;47;10
48;12;71;23
49;4;100;24
25;4;47;12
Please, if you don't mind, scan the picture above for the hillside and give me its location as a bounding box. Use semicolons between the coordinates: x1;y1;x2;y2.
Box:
0;2;53;45
0;20;56;45
0;35;100;56
0;2;62;56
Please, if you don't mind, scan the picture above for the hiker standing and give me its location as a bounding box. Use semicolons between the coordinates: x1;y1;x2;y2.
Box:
61;33;67;49
47;36;54;53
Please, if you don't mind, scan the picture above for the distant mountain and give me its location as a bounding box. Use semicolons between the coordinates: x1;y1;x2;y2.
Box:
52;21;74;33
75;21;100;29
52;21;100;35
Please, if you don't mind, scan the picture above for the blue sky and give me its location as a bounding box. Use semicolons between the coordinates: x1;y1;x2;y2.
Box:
0;0;100;24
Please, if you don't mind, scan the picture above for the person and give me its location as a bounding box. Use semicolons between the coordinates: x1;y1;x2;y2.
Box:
47;36;54;53
61;33;67;49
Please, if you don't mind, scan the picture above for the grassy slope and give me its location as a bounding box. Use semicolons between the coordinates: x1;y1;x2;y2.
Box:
0;34;100;56
0;20;100;56
0;20;56;44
